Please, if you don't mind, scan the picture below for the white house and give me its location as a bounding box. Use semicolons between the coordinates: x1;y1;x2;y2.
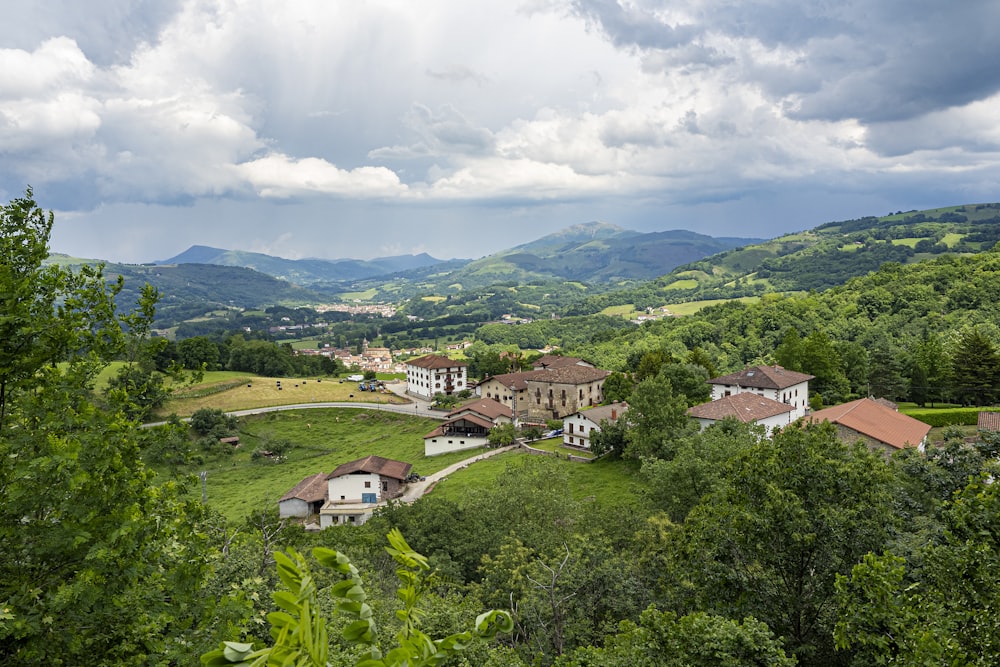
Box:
707;365;813;420
318;455;411;528
562;402;628;449
405;354;468;400
687;392;796;436
424;398;512;456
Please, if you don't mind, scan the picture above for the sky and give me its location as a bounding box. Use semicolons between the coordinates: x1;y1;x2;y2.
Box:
2;0;999;263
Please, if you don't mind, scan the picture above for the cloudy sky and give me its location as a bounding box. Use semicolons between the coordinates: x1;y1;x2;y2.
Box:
2;0;999;263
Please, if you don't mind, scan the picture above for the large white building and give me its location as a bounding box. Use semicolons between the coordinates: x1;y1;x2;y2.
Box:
707;365;813;420
405;354;468;400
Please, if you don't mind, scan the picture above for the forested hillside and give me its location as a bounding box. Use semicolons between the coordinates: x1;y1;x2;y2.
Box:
562;249;1000;409
565;203;1000;315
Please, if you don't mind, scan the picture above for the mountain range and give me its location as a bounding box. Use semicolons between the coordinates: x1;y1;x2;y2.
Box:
160;223;762;293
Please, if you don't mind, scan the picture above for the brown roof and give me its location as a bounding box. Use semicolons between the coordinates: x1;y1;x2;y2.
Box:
279;472;328;503
806;398;930;450
327;455;412;481
484;365;609;389
407;354;467;370
573;402;629;425
978;411;1000;431
533;354;592;369
709;365;814;390
524;365;610;385
688;393;794;423
449;398;512;420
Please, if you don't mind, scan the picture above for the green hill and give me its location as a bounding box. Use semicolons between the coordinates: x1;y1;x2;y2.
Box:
566;203;1000;315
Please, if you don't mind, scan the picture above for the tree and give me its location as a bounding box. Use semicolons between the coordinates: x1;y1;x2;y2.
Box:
623;371;695;460
0;188;122;429
835;476;1000;665
589;416;629;459
670;423;898;665
601;371;633;404
557;606;795;667
950;327;1000;406
202;529;513;666
488;422;517;447
0;190;213;664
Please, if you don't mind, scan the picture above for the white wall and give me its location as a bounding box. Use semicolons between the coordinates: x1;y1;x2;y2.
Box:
425;435;488;456
278;498;308;519
328;472;382;502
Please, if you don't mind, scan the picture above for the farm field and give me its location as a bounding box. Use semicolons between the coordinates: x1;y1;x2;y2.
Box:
158;374;408;417
177;408;479;522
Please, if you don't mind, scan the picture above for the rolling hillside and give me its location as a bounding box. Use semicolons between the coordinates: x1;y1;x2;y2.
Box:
160;246;451;284
567;203;1000;315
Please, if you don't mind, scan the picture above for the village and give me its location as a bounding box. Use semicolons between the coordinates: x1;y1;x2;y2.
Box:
278;349;945;529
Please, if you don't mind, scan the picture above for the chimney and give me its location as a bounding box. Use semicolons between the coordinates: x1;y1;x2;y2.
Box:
611;407;617;420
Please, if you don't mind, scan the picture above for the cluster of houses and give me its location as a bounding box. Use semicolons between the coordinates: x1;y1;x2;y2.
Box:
280;355;937;528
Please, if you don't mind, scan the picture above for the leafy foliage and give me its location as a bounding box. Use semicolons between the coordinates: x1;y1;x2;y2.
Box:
202;529;513;666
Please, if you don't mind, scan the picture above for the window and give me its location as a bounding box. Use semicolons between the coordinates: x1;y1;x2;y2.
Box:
364;481;371;488
381;481;388;491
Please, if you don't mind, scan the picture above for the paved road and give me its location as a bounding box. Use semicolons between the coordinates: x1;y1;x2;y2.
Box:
398;444;519;502
144;390;445;427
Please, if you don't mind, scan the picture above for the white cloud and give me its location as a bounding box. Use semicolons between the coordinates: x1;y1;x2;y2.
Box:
4;0;1000;263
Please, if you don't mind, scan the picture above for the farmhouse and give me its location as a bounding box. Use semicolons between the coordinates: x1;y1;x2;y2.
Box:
318;455;412;528
405;354;468;399
278;472;328;519
688;392;795;436
562;402;628;449
478;365;611;422
707;365;813;420
423;398;512;456
806;397;931;453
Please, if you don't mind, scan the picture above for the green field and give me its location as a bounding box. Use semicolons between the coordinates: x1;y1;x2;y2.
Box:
663;279;699;290
177;408;480;521
428;450;644;506
666;296;761;316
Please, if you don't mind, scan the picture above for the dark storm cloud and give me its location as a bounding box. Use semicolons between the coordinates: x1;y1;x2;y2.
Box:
0;0;183;66
570;0;1000;125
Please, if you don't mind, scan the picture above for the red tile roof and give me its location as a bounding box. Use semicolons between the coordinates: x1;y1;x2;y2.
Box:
688;393;794;423
407;354;467;370
709;365;814;390
327;455;412;481
484;366;610;389
279;472;328;503
533;354;592;369
806;398;930;450
449;398;512;420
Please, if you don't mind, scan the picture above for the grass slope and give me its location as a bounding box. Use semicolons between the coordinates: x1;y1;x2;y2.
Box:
183;408;479;522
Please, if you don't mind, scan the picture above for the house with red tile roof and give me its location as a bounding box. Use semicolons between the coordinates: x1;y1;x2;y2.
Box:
478;366;611;422
318;455;412;528
424;398;513;456
707;365;814;420
278;472;328;519
806;398;931;453
688;392;796;436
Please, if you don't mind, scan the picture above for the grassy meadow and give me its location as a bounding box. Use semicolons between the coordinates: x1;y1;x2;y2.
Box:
175;408;482;522
428;449;644;507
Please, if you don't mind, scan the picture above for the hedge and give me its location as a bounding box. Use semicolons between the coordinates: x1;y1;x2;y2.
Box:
901;407;987;427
